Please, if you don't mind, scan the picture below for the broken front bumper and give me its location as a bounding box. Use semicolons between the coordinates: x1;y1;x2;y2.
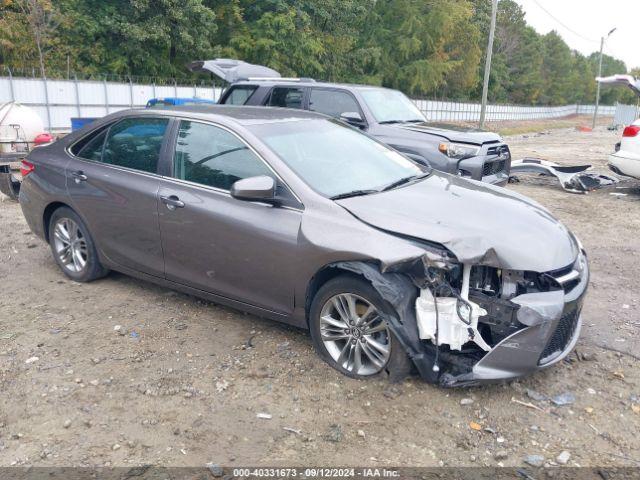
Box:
437;253;589;387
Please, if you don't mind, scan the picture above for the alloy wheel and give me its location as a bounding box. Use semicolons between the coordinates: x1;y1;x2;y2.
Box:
52;217;88;273
319;293;391;376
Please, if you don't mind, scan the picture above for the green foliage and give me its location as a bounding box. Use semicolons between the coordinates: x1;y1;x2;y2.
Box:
1;0;636;105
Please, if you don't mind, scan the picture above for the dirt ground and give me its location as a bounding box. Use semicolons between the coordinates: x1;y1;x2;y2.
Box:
0;124;639;471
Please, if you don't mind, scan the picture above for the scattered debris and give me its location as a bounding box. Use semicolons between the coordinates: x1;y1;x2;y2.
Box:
526;389;547;402
283;427;302;435
510;158;618;193
551;392;576;406
324;424;343;443
357;429;366;439
512;397;546;412
256;413;272;420
63;419;72;429
460;398;474;406
469;421;482;431
556;451;571;465
207;463;224;477
383;386;402;399
25;356;39;364
215;380;229;393
524;454;545;467
495;451;509;461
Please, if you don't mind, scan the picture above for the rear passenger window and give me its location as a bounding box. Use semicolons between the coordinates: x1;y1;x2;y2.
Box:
222;86;257;105
267;87;304;109
309;89;361;118
102;118;168;173
173;121;271;190
74;128;108;161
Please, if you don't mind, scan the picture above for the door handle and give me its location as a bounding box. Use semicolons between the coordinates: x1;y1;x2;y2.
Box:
161;195;185;210
71;170;87;183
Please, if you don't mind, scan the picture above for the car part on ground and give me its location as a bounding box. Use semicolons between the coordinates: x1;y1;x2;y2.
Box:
196;58;512;185
19;106;587;387
510;158;619;193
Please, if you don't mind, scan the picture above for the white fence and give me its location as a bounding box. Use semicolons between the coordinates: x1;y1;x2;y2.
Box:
0;75;222;132
0;74;618;131
414;99;616;123
613;102;640;126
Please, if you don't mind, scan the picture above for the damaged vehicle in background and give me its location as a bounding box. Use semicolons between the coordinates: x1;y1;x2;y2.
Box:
597;75;640;179
190;59;512;185
18;106;588;387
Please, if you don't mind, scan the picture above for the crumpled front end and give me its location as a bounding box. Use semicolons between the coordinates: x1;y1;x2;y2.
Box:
438;251;589;386
333;242;589;387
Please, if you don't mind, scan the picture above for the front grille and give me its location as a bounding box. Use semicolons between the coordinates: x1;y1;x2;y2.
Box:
483;159;506;176
487;144;510;157
546;262;581;293
538;309;580;364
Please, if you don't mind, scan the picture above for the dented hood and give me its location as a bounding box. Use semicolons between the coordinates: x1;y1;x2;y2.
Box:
336;173;578;272
395;122;502;144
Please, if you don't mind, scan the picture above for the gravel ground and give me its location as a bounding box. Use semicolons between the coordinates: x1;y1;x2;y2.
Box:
0;125;638;469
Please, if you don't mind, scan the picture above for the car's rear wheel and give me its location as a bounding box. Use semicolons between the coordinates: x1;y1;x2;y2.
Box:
48;207;108;282
309;275;409;379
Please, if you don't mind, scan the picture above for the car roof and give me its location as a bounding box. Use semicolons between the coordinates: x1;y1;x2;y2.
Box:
122;105;327;125
229;79;396;92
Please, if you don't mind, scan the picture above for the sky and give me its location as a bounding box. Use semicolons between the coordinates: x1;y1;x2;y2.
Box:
515;0;639;70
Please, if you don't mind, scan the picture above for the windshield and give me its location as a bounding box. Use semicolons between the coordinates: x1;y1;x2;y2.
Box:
358;88;426;123
248;119;423;198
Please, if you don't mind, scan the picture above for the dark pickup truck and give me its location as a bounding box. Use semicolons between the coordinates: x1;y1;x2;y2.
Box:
190;59;511;184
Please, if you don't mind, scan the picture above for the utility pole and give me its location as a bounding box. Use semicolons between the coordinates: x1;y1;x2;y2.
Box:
479;0;498;129
592;27;617;129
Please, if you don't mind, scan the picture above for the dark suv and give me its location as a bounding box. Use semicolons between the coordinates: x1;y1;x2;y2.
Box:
190;60;511;184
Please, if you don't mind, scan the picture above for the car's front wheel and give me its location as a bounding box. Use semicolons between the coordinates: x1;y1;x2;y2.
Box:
48;207;108;282
309;275;409;379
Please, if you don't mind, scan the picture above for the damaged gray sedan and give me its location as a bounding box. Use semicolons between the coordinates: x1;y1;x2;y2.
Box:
18;106;588;387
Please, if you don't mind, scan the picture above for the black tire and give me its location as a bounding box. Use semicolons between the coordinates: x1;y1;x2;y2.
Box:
0;171;20;201
48;207;109;282
309;275;411;380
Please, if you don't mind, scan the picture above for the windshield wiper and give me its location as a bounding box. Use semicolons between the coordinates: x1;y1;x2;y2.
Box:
381;172;430;191
378;119;424;125
330;189;380;200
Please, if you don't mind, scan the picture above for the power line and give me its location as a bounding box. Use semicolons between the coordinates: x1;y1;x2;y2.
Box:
530;0;599;43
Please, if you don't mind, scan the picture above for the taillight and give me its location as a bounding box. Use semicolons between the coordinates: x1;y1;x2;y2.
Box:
623;125;640;137
20;159;35;177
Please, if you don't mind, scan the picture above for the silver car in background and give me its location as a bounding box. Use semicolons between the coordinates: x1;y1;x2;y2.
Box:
18;106;588;386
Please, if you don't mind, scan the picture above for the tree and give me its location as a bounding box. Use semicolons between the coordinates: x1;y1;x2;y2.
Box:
14;0;59;78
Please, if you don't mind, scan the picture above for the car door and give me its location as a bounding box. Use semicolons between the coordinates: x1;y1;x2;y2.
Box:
66;116;170;277
308;88;365;123
157;119;302;314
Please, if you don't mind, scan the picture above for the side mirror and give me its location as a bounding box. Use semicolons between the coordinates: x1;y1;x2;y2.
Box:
339;111;365;128
230;175;276;203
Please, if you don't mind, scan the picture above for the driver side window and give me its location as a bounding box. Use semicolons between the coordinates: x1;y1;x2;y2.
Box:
173;121;271;190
